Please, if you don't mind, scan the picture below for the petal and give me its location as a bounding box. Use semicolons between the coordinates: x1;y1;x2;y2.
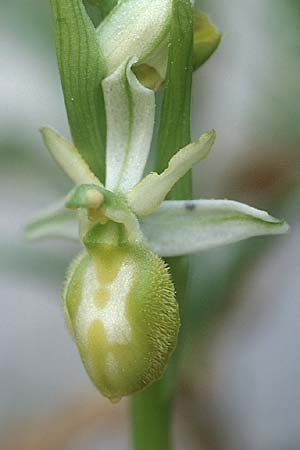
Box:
139;199;289;257
103;58;155;192
96;0;172;77
127;130;215;215
41;128;103;186
25;199;78;241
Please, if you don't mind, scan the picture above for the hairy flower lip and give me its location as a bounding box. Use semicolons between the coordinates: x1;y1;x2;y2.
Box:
63;235;179;401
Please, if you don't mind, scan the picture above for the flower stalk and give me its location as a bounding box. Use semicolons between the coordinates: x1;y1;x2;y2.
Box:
131;1;193;447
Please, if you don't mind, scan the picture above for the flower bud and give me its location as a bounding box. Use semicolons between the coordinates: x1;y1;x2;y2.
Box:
193;12;222;70
63;223;179;401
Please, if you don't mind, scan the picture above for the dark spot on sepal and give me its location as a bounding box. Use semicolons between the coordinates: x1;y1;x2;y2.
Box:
185;202;196;211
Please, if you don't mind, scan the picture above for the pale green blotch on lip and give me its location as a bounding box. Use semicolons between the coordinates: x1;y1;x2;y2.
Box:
63;223;179;401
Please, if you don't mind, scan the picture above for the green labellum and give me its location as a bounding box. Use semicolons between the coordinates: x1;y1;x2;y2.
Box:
64;233;179;402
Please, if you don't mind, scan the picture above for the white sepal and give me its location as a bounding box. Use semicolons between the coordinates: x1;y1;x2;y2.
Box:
127;130;215;216
139;199;289;257
97;0;172;76
41;128;103;186
103;58;155;192
25;199;78;241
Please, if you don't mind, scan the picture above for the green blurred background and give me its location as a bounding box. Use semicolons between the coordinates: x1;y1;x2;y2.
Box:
1;1;299;449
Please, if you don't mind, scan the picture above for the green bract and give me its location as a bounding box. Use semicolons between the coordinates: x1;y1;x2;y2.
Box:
27;0;289;402
50;0;107;180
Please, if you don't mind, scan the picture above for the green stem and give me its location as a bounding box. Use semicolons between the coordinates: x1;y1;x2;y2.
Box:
131;1;193;449
131;380;173;450
99;0;117;17
131;256;190;450
83;0;117;22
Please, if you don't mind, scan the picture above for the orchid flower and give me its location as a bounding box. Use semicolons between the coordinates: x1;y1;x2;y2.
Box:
26;0;288;402
25;116;288;402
